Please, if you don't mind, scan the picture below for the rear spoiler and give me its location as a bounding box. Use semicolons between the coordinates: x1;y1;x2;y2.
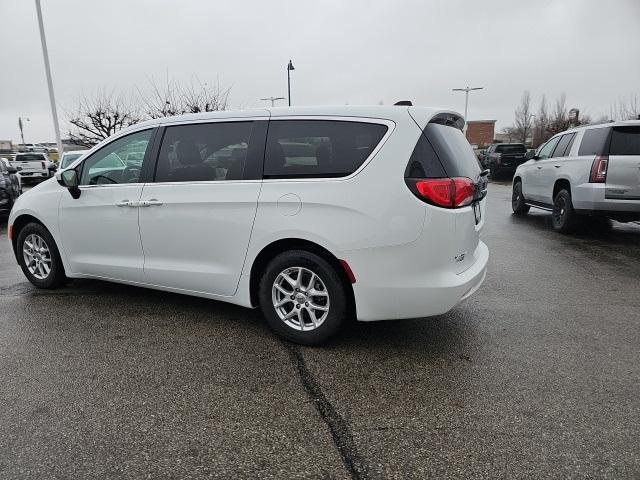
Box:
408;109;465;132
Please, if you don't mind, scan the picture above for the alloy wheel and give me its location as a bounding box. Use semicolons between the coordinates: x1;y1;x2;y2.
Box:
272;267;330;331
23;234;52;280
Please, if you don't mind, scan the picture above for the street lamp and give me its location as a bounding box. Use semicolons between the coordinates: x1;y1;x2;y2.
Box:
18;117;31;145
260;96;286;107
452;86;483;132
287;60;295;106
34;0;63;155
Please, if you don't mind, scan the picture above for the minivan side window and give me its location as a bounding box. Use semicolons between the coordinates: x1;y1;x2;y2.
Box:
80;129;152;186
155;122;253;182
578;128;610;156
263;120;388;179
537;137;560;160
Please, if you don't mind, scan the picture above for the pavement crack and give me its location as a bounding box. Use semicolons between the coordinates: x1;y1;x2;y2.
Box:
283;342;370;480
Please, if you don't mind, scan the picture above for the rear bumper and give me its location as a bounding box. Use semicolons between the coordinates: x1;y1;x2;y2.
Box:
573;183;640;214
347;240;489;321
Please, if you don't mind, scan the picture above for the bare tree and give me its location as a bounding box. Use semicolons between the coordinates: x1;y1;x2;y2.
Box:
68;89;141;147
181;78;230;113
546;93;571;136
608;94;640;121
137;74;183;119
533;94;551;147
139;74;230;118
501;126;518;143
514;90;533;145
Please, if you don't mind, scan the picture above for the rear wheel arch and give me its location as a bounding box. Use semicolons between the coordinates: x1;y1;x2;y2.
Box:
249;238;355;312
553;178;571;199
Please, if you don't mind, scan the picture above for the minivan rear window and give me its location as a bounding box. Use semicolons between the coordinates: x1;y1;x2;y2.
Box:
609;126;640;155
578;128;610;156
263;120;388;178
408;123;481;180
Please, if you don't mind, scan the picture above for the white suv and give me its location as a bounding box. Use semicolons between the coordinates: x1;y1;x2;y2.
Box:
8;106;488;344
512;121;640;232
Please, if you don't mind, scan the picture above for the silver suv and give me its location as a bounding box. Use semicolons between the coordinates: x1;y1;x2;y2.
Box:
511;121;640;232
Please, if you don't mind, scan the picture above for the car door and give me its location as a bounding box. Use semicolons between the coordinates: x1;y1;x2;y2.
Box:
606;126;640;200
58;128;156;282
527;136;560;202
539;133;576;203
138;118;268;296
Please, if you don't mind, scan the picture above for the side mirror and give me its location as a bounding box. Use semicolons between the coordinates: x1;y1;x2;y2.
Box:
56;169;81;199
480;149;486;155
7;166;18;174
525;151;535;160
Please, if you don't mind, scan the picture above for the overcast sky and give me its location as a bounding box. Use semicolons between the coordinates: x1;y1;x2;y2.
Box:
1;0;639;143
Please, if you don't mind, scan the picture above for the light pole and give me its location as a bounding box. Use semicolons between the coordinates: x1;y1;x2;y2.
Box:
260;96;285;107
287;60;295;106
35;0;63;156
18;117;30;145
452;86;483;132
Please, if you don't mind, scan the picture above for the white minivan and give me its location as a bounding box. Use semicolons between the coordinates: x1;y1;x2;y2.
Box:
8;106;488;344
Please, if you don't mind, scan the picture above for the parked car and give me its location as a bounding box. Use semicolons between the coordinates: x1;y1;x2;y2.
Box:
482;143;528;177
18;143;49;153
59;150;87;169
10;152;55;184
0;158;21;216
8;106;488;345
512;121;640;232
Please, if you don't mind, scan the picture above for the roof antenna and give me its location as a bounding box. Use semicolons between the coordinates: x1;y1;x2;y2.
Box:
394;100;413;106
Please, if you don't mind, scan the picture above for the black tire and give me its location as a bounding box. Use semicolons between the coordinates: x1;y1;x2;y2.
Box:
511;181;530;215
16;222;67;289
258;250;348;345
551;189;580;233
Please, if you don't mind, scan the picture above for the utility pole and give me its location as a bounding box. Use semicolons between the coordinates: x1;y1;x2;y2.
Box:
260;96;285;107
452;86;483;133
18;117;30;145
35;0;63;156
287;60;295;106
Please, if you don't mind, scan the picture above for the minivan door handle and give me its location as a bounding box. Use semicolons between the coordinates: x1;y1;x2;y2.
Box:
536;166;542;169
554;164;561;168
140;199;163;207
115;200;133;207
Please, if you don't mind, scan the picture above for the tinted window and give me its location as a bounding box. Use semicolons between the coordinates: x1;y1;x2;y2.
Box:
610;126;640;155
80;129;152;185
552;133;576;158
406;135;447;178
155;122;253;182
16;154;45;162
537;137;560;160
495;144;526;154
578;128;610;156
263;120;388;178
423;123;481;179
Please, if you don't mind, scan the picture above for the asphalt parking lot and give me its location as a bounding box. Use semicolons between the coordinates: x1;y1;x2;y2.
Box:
1;182;639;479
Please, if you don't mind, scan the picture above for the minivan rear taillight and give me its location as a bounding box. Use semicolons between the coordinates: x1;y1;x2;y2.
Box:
589;155;608;183
410;177;475;208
